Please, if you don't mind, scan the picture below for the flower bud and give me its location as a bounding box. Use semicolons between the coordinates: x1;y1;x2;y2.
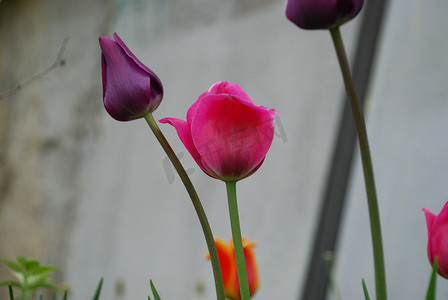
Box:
99;33;163;121
206;238;260;300
285;0;365;30
160;81;277;182
423;201;448;278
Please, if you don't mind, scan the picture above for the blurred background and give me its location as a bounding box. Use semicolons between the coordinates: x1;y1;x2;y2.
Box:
0;0;447;299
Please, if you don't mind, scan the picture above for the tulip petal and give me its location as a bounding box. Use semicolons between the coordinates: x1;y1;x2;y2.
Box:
208;81;254;105
429;202;448;278
187;93;205;126
163;81;276;182
285;0;364;30
228;238;260;300
423;208;437;264
191;94;274;181
207;238;260;300
158;118;200;163
337;0;355;18
99;34;163;121
286;0;338;30
191;94;275;181
187;82;254;125
159;117;219;178
214;239;236;291
112;34;162;89
337;0;364;25
100;37;152;121
113;33;163;107
245;246;260;297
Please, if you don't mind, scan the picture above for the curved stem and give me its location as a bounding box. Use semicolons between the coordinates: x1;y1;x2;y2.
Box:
144;113;225;300
329;26;387;300
226;181;251;300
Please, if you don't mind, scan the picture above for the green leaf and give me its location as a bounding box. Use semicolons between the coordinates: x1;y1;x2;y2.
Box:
11;271;25;285
28;271;54;287
16;257;32;268
0;259;24;273
150;280;161;300
0;281;21;288
62;289;68;300
30;265;60;276
425;258;438;300
34;282;61;292
23;259;40;273
92;278;103;300
362;278;371;300
8;284;14;300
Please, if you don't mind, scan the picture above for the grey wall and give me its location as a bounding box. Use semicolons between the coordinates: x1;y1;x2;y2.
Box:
1;0;447;300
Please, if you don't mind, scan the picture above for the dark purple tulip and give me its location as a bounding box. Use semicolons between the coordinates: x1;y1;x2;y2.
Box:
285;0;364;30
99;33;163;121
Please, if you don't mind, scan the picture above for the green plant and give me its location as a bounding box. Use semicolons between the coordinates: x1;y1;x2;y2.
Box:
0;257;60;300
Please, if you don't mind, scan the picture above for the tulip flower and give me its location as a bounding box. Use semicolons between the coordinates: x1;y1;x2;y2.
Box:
423;201;448;278
285;0;365;30
99;33;163;121
206;238;260;300
160;81;277;182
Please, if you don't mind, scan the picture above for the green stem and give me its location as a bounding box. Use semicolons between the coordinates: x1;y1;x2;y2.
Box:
144;113;225;300
226;181;251;300
329;26;387;300
22;276;29;300
323;251;342;300
8;285;14;300
21;288;29;300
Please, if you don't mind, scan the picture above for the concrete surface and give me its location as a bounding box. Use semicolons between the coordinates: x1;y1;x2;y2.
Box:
63;2;359;299
0;0;359;298
2;0;447;300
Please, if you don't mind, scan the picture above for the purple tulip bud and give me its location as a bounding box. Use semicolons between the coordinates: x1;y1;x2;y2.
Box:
99;33;163;121
285;0;365;30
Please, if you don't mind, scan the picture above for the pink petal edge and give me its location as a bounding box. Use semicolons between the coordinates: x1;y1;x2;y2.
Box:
423;208;436;264
159;117;210;175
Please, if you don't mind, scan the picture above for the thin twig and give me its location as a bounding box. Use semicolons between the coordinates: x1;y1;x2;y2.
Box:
0;37;69;100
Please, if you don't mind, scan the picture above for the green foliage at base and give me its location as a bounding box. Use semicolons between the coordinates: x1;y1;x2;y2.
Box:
1;257;102;300
0;257;60;300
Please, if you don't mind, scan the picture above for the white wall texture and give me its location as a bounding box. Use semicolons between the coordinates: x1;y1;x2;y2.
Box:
1;0;447;300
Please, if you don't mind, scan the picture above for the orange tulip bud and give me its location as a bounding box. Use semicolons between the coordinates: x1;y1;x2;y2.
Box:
206;238;260;300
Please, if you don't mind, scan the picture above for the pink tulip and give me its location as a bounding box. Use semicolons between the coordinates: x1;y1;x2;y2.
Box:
160;81;277;182
423;201;448;278
99;33;163;121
